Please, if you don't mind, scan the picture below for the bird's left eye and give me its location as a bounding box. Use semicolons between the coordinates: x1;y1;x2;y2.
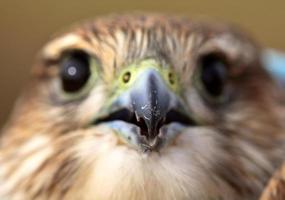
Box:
197;53;229;100
60;51;91;93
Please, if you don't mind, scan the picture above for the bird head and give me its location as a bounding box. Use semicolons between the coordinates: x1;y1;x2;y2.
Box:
1;15;285;200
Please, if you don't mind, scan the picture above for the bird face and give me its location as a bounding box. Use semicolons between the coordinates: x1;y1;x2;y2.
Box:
1;15;285;200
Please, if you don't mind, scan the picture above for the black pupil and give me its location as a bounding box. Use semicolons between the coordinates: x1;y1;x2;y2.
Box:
60;51;90;92
200;54;227;97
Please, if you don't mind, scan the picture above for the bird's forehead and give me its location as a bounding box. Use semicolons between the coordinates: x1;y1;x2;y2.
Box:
42;22;197;68
41;16;257;74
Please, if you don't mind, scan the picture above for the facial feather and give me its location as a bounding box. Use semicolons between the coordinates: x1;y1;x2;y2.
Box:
0;14;285;200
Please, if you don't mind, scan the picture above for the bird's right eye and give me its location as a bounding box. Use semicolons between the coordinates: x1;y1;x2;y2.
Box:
60;51;91;93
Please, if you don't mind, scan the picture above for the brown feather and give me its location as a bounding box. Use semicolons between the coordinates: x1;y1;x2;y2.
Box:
1;14;285;200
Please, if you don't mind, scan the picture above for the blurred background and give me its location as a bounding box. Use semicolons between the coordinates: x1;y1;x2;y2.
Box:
0;0;285;127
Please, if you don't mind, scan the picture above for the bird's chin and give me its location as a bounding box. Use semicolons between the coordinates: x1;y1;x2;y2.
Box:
80;126;223;200
102;121;187;152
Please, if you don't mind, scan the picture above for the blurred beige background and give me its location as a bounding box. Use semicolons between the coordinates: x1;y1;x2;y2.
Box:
0;0;285;127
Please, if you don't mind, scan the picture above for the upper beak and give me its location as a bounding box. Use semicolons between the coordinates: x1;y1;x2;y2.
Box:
130;68;184;139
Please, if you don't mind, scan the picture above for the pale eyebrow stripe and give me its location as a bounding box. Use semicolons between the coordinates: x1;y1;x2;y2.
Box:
42;34;97;61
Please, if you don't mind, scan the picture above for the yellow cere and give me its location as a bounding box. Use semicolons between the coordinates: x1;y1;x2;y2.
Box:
116;59;180;95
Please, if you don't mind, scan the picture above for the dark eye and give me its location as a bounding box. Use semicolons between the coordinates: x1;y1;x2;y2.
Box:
60;51;90;93
199;53;228;97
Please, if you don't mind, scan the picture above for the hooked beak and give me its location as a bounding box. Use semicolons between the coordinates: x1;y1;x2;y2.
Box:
93;60;196;151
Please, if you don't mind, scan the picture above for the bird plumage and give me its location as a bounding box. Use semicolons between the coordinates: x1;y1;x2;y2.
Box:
260;162;285;200
0;14;285;200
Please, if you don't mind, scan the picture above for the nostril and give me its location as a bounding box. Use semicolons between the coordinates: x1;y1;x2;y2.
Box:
168;72;175;85
122;71;131;83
